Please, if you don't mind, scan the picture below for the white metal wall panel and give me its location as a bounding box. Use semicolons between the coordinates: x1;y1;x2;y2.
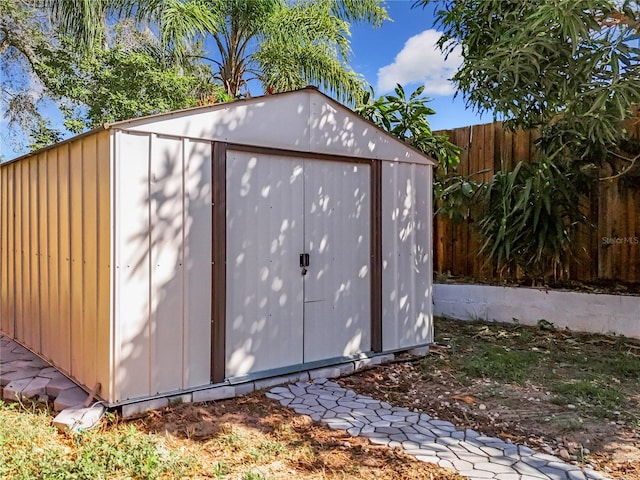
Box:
303;161;371;362
308;97;430;165
183;139;212;388
225;151;305;377
121;94;311;153
149;135;185;394
113;131;213;401
116;90;433;165
381;162;433;351
114;131;152;400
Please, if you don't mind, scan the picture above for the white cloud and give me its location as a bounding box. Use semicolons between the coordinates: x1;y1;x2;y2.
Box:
376;29;462;96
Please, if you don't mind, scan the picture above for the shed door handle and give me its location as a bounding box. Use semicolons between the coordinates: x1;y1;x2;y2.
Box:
300;253;310;276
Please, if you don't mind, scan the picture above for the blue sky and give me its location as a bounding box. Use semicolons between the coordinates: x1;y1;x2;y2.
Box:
350;0;486;130
1;0;486;160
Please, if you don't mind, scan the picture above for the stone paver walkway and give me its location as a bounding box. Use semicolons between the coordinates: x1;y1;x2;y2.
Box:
267;379;610;480
0;335;87;410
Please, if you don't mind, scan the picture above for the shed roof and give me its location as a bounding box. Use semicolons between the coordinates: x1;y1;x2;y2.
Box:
5;87;435;166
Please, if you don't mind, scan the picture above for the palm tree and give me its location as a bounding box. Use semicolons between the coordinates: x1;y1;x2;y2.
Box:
42;0;389;103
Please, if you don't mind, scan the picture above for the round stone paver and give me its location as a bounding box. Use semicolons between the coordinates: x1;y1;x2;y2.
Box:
267;380;611;480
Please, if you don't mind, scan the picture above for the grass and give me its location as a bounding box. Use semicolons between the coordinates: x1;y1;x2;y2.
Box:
0;401;194;480
0;394;462;480
425;317;640;420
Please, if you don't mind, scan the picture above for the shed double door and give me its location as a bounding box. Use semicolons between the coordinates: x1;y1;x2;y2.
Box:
225;150;371;378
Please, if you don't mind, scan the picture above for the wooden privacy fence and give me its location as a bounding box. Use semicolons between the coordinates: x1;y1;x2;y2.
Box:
433;121;640;284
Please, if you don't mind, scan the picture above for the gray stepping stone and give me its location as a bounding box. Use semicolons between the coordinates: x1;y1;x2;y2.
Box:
451;458;474;471
389;433;408;442
583;469;608;480
513;460;551;478
465;428;480;439
36;367;61;378
568;472;588;480
414;454;441;464
437;459;455;469
46;376;81;397
540;466;571;478
518;445;536;456
521;456;550;468
1;368;42;386
54;387;87;411
3;378;32;401
267;383;612;480
406;432;436;443
490;455;519;466
374;426;403;435
547;461;578;472
458;469;494;478
21;377;51;398
480;445;508;457
475;461;520;474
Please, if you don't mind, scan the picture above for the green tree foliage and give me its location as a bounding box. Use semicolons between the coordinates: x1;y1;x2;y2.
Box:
34;33;226;133
0;0;54;148
0;2;223;152
478;161;588;283
42;0;389;102
3;0;388;153
356;84;460;169
355;84;476;221
417;0;640;179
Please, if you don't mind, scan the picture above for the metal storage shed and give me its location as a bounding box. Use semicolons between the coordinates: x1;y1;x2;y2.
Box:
0;87;435;406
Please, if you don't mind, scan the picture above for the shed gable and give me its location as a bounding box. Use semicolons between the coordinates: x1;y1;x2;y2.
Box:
113;88;433;166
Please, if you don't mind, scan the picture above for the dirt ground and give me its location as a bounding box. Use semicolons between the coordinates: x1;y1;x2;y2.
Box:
137;393;465;479
133;318;640;479
339;359;640;479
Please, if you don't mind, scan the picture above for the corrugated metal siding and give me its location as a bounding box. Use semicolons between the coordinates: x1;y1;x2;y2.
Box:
303;160;371;362
0;131;112;399
113;130;211;402
381;162;433;350
225;151;305;377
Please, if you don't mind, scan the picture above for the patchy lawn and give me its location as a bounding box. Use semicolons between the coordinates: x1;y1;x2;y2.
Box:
340;317;640;479
1;317;638;479
0;396;462;479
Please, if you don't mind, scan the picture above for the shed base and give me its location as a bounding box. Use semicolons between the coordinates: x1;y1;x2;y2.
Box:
117;347;429;418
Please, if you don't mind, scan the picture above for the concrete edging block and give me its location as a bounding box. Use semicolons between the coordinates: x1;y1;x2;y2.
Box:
192;386;236;403
309;366;341;380
121;398;169;418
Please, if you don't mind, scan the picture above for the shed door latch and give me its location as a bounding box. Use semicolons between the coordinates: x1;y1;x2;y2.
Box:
299;253;310;275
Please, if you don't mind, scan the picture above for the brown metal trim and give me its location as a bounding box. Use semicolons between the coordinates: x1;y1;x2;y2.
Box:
211;142;227;383
224;142;372;165
370;160;383;352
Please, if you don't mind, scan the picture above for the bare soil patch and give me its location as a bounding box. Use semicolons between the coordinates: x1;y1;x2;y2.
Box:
339;318;640;479
134;393;465;479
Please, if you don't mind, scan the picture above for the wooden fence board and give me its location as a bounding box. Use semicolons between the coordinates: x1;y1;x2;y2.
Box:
434;120;640;284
